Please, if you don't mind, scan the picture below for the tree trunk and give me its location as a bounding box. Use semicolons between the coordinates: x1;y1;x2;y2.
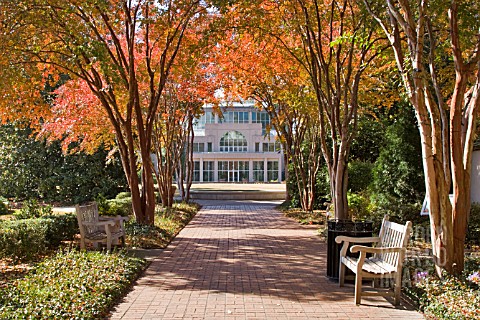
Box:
329;157;348;220
362;0;480;275
284;152;291;202
184;115;195;202
138;142;157;224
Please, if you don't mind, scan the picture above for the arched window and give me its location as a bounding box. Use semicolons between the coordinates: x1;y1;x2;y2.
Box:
219;131;247;152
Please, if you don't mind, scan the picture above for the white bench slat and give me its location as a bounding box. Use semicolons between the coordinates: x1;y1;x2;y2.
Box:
341;256;397;275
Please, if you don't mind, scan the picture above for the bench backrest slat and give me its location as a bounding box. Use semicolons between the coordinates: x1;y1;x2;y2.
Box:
75;203;100;236
375;216;412;269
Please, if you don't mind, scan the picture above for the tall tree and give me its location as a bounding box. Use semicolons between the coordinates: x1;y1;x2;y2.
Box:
270;0;384;219
363;0;480;275
1;0;206;224
213;28;321;211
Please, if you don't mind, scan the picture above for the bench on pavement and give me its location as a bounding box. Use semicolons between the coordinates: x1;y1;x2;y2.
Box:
335;215;412;305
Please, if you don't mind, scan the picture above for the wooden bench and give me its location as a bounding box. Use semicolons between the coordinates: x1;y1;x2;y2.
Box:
75;202;129;251
335;216;412;305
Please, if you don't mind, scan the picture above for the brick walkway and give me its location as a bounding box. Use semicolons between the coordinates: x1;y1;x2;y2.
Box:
110;203;424;319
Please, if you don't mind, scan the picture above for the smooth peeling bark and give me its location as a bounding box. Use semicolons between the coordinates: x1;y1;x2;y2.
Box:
332;158;349;221
363;0;480;275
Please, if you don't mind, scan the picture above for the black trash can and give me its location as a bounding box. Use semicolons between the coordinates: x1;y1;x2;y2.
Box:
326;219;373;281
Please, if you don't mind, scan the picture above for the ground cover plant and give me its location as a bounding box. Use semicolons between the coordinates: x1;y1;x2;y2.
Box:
0;249;145;319
404;256;480;319
126;201;200;248
0;193;199;319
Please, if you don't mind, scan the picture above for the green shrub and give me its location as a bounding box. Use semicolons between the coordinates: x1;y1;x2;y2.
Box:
0;124;127;204
0;219;49;261
116;192;132;199
42;214;79;247
95;194;110;214
347;192;375;220
371;107;424;208
96;194;132;217
106;198;132;217
0;214;79;261
14;199;52;219
0;197;8;215
467;203;480;244
0;249;146;319
348;161;374;193
315;166;331;209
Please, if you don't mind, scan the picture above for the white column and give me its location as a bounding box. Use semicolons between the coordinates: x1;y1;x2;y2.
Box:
249;160;254;182
214;160;218;182
199;158;204;182
264;158;268;182
277;157;282;183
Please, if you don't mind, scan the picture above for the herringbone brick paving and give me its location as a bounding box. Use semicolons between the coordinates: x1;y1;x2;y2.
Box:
110;203;424;319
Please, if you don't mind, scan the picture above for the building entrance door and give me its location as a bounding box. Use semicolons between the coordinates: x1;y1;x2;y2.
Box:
218;160;249;183
228;170;239;182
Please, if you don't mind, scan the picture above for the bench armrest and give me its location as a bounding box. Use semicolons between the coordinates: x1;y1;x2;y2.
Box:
99;215;129;222
350;245;405;254
335;236;380;244
82;220;115;227
336;236;380;258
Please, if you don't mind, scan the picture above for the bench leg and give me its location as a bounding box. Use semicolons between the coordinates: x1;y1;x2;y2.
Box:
107;237;112;251
355;274;363;305
394;272;402;305
339;261;346;287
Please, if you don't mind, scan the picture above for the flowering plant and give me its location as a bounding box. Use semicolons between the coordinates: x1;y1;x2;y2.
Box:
414;270;429;284
467;271;480;285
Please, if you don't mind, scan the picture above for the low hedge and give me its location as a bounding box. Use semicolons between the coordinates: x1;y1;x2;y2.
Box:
0;219;49;261
97;194;132;217
0;249;146;319
106;198;132;217
0;214;79;261
43;214;79;247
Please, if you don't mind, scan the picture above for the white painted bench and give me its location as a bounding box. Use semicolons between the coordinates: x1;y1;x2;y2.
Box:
335;216;412;305
75;202;129;251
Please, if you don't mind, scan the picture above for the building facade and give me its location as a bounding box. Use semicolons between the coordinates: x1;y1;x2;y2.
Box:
192;100;284;183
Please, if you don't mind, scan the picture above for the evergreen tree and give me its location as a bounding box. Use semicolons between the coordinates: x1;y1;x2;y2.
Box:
372;107;425;207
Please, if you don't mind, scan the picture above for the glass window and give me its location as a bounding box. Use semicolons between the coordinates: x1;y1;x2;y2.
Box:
194;111;215;130
218;161;228;182
262;141;281;152
219;131;248;152
203;161;214;182
252;111;271;134
217;161;249;182
239;161;249;182
192;143;204;153
207;142;212;152
267;161;279;182
253;161;264;182
193;161;200;182
220;111;249;124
